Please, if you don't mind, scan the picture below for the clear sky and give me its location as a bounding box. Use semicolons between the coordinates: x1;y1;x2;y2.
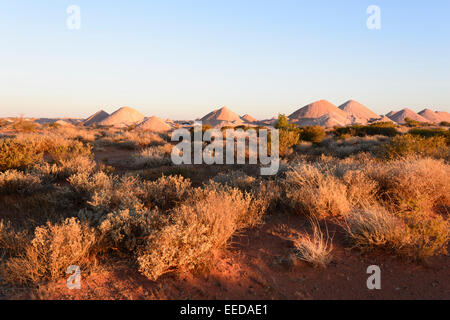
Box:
1;0;449;119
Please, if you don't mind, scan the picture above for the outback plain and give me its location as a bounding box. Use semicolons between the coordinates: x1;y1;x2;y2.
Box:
0;99;449;300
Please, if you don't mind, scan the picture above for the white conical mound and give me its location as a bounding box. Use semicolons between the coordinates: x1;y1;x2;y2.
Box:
338;100;380;123
289;99;359;127
99;107;145;127
200;106;244;127
387;108;430;124
418;109;445;123
83;110;110;126
135;116;172;132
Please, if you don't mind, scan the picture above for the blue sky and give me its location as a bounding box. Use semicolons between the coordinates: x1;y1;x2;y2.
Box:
0;0;449;119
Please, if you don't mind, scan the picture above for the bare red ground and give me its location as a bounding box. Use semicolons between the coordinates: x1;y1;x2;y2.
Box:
30;213;449;300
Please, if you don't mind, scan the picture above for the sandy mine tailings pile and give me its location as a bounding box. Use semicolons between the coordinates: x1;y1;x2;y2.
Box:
387;108;431;124
99;107;145;128
135;116;172;132
436;111;450;122
201;106;244;127
289;99;358;127
338;100;381;124
241;114;257;123
83;110;110;126
419;109;450;123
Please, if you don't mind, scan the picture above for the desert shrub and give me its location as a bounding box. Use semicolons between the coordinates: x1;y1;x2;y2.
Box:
300;126;326;143
368;157;450;211
278;129;300;157
344;207;411;254
440;121;450;127
0;170;42;195
68;171;114;199
122;131;165;147
0;220;29;259
12;119;39;132
404;117;431;128
55;156;96;178
252;178;284;213
275;114;297;130
380;134;448;159
399;210;449;260
0;138;43;171
408;128;448;139
98;209;165;254
32;155;96;181
0;119;9;128
1;218;97;284
212;170;256;191
344;206;449;260
46;139;93;162
136;184;258;280
90;176;145;213
340;169;379;207
283;163;350;219
77;174;180;214
274;114;301;157
142;175;192;211
132;144;173;168
69;172;151;214
293;218;333;268
334;123;398;138
306;136;389;158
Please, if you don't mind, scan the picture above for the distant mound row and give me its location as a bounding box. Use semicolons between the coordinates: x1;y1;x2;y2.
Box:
83;107;172;132
287;100;449;127
80;101;449;131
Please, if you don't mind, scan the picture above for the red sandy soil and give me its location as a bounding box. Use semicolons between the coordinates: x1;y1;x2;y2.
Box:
19;213;449;300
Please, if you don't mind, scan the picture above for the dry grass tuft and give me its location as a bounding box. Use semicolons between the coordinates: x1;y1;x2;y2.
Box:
293;219;333;268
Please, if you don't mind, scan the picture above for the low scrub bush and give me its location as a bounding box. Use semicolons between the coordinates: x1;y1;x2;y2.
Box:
334;123;398;138
98;209;165;254
275;114;301;157
283;163;351;219
1;218;97;284
0;220;29;259
408;128;449;139
12;119;39;132
0;139;43;171
380;134;448;159
344;206;449;260
132;144;173;168
142;175;192;211
368;157;450;211
0;170;42;195
46;139;93;163
212;170;256;191
300;126;326;143
344;207;411;254
136;183;261;280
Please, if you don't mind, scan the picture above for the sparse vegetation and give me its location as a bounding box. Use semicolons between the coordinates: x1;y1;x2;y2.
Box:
334;122;398;138
380;134;448;159
0;120;448;298
300;126;326;143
